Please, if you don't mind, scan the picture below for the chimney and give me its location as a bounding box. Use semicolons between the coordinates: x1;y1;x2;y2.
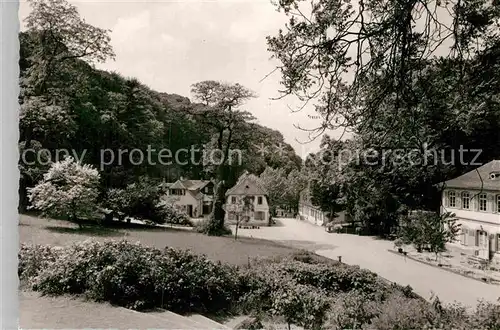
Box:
180;176;184;181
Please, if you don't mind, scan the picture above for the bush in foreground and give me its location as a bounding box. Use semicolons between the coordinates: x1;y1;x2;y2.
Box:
19;241;500;329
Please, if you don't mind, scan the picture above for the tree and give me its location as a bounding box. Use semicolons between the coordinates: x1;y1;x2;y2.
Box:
266;0;500;237
190;81;256;235
28;157;99;228
23;0;114;95
310;179;344;223
224;195;255;240
267;0;500;135
259;167;288;216
398;211;461;260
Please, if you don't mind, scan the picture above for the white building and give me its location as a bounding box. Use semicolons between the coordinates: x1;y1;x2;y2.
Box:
298;186;348;226
163;178;214;218
440;160;500;262
224;172;270;226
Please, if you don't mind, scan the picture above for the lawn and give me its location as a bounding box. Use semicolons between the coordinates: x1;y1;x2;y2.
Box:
19;215;297;266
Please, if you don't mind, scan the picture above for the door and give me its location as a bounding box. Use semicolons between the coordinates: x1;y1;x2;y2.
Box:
187;205;193;218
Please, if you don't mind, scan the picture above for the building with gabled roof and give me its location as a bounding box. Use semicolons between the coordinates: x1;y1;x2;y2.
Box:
440;160;500;262
164;177;215;218
224;171;270;226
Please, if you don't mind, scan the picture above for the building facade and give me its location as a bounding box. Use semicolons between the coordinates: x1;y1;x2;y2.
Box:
224;172;270;226
163;178;214;218
298;186;348;226
440;160;500;262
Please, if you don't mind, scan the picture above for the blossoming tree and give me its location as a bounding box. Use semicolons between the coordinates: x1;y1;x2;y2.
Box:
28;157;100;228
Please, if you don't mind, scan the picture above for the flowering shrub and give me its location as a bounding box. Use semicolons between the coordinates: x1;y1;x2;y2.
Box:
28;157;100;227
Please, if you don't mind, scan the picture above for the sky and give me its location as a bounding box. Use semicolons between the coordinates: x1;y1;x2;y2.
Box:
18;0;345;158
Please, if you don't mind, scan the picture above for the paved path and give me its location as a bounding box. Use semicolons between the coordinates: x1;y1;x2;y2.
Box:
232;218;500;308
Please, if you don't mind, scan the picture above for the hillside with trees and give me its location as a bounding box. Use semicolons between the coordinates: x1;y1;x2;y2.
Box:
18;0;302;228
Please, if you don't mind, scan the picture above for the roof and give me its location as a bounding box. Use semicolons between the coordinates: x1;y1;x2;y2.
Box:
442;160;500;191
226;172;268;196
168;179;212;191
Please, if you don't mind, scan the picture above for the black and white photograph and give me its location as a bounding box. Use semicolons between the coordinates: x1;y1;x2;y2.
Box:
2;0;500;328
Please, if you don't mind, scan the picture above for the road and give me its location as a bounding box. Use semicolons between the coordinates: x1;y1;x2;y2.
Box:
231;218;500;308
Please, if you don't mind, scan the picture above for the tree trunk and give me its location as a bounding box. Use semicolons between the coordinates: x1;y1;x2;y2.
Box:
234;215;239;240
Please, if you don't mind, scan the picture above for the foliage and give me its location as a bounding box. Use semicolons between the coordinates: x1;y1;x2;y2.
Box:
398;211;461;257
105;178;169;224
269;0;500;237
226;194;255;240
18;1;302;217
18;243;60;283
270;283;331;330
194;218;232;236
19;241;500;328
27;157;100;227
155;201;193;226
259;167;309;216
22;240;241;313
190;81;257;234
259;167;288;215
325;291;379;330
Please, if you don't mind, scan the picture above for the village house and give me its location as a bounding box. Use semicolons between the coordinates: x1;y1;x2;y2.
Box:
440;160;500;262
224;172;270;226
163;178;214;218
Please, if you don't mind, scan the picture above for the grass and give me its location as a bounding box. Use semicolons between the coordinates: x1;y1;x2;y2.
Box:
19;214;297;266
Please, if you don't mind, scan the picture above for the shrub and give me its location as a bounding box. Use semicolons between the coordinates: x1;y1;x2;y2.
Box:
194;218;232;236
470;300;500;329
21;240;240;314
19;240;500;329
369;292;443;330
18;244;60;282
105;178;168;224
270;283;330;330
156;202;193;226
324;291;379;330
277;261;382;296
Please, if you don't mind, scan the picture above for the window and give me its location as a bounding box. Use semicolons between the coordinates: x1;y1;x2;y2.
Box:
231;196;236;204
497;234;500;252
496;195;500;213
462;192;470;210
447;191;456;207
257;196;263;205
171;189;185;196
479;194;487;211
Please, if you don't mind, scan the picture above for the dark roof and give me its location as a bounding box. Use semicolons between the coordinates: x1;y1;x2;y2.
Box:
168;179;211;191
442;160;500;191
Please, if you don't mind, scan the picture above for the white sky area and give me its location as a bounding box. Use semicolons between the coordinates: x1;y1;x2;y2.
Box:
18;0;349;158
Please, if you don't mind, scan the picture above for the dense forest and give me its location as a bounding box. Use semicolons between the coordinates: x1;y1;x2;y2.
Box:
17;0;302;217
